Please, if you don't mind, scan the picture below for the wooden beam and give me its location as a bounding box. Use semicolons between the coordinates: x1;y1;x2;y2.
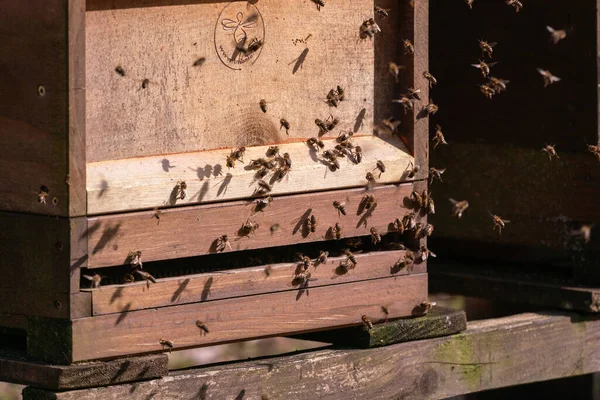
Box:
28;274;427;363
86;135;412;214
22;312;600;399
0;349;167;390
86;183;417;268
88;250;424;315
429;264;600;313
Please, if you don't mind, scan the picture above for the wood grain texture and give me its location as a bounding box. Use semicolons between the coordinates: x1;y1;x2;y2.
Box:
29;274;427;363
86;135;412;214
429;264;600;313
0;349;167;390
88;250;424;315
86;183;418;268
85;0;377;162
22;312;600;399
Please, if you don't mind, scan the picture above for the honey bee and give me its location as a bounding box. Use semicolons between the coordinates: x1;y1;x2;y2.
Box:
406;87;422;100
488;77;510;93
405;162;420;178
432;125;448;149
337;130;354;143
128;250;143;269
361;315;374;331
159;339;174;352
393;218;405;234
382;116;402;133
546;26;567;44
291;271;315;289
335;144;353;158
416;223;434;238
82;274;103;288
429;167;446;184
402;39;415;55
392;96;414;114
296;253;313;270
537;69;561;87
418;102;439;119
361;194;377;210
323;150;341;171
260;99;268;113
360;18;381;39
478;40;497;59
342;249;357;266
542;144;559;160
241;219;260;235
392;250;415;272
365;172;377;188
115;65;125;77
426;195;435;215
266;146;280;157
587;144;600;161
479;84;496;99
249;158;270;170
317;250;329;265
491;214;510;234
465;0;475;9
216;234;232;252
307;137;325;150
449;198;469;218
410;190;423;210
255;168;268;180
471;60;497;78
329;222;342;239
412;300;436;317
122;273;135;284
315;118;329;133
419;245;437;261
326;88;340;107
423;71;437;88
280;118;290;135
354;146;363;163
333;200;347;216
336;86;345;101
152;207;163;224
196;320;210;334
135;269;157;283
306;215;318;234
175;181;187;200
506;0;522;12
375;160;386;175
281;152;292;169
193;57;206;67
370;227;382;244
374;5;390;18
255;180;272;195
572;224;594;244
38;186;49;204
326;115;340;131
311;0;325;11
403;212;417;231
388;62;405;83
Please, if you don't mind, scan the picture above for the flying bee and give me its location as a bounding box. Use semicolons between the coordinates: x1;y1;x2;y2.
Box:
506;0;522;12
542;144;559;160
326;115;340;131
38;186;49;204
546;26;567;44
419;245;437;261
412;301;436;317
572;224;594;244
128;250;143;269
488;77;510;93
410;190;423;210
587;144;600;161
403;212;417;231
159;339;174;352
491;214;510;234
311;0;325;11
405;162;420;179
423;71;437;88
343;248;358;266
388;62;405;83
478;40;497;59
392;250;415;272
255;179;272;195
471;60;497;78
316;250;329;265
392;96;414;114
479;84;495;99
306;214;317;234
449;198;469;218
382;116;402;133
280;118;290;135
259;99;268;113
361;315;374;331
393;218;405;234
432;125;448;149
429;167;446;184
175;181;187;200
370;227;382;244
329;223;342;239
537;68;561;87
406;87;422;100
196;320;210;334
426;195;435;215
296;253;313;270
362;194;377;210
135;269;157;283
374;5;390;18
215;234;232;252
315;118;329;133
307;137;325;150
82;274;103;288
465;0;475;9
402;39;415;55
333;200;347;216
418;102;439;119
360;18;381;39
241;219;260;235
337;130;354;142
266;146;279;157
354;146;363;163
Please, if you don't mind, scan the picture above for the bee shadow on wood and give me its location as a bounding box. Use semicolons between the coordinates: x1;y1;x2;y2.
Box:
234;389;246;400
160;159;176;172
171;278;190;303
201;277;213;301
354;108;367;132
198;383;209;400
110;360;132;384
289;48;309;74
92;223;122;254
98;180;109;198
216;173;233;197
293;208;313;235
110;287;124;304
416;108;429;120
191;165;213;180
115;302;132;326
308;147;319;163
168;185;180;206
403;196;414;209
356;204;377;228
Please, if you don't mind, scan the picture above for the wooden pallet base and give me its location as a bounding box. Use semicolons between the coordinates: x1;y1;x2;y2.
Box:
21;311;600;400
294;306;466;348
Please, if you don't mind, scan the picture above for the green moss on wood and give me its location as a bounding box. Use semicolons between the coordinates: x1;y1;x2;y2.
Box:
434;334;482;390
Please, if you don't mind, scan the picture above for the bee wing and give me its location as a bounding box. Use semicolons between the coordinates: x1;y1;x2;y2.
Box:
470;63;482;68
550;75;561;82
536;68;547;76
82;274;94;281
489;42;497;47
487;62;498;67
502;219;511;223
546;25;556;33
448;198;458;205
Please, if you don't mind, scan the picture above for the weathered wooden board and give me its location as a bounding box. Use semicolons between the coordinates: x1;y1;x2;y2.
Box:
29;274;427;362
85;0;378;162
0;349;167;391
86;183;416;268
429;264;600;313
87;250;424;315
86;135;412;214
22;312;600;399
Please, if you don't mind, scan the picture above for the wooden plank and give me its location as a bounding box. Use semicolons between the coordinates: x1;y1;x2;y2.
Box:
0;349;167;390
86;135;412;214
429;264;600;313
85;0;377;162
89;250;425;315
86;183;417;268
22;312;600;399
28;274;427;363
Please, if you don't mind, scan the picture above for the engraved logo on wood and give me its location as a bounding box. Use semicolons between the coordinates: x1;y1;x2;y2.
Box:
214;3;265;70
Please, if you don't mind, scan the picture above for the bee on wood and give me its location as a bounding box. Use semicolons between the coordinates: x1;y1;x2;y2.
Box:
419;245;437;261
432;125;448;149
291;271;316;290
546;26;567;44
365;172;377;188
175;181;188;200
328;223;342;239
336;86;345;101
418;102;439;119
128;250;143;269
241;219;260;235
142;79;150;89
392;96;414;114
82;274;103;289
259;99;268;113
255;180;272;195
135;269;157;283
38;186;49;204
393;218;405;234
307;137;325;150
361;194;377;211
416;223;434;238
337;130;354;143
587;144;600;161
388;62;405;83
393;250;415;272
296;253;313;270
326;88;339;107
266;146;279;157
402;39;415;55
491;214;510;234
279;152;292;169
159;339;174;352
323;150;341;171
403;212;417;231
423;71;437;88
152;208;163;224
537;69;561;87
122;273;135;284
405;162;421;179
193;57;206;67
406;87;422;100
317;250;329;265
375;160;386;175
196;320;210;334
354;146;363;164
306;215;317;234
248;158;270;170
343;249;357;266
488;77;510;93
264;265;273;277
506;0;522;12
254;197;273;213
471;60;497;78
478;40;497;59
374;5;390;18
255;168;269;180
326;115;340;131
335;144;353;158
361;315;374;331
115;65;126;77
215;234;232;252
542;144;559;160
449;198;469;218
412;301;436;317
370;227;382;244
315;118;329;133
479;84;496;99
410;190;423;210
311;0;325;11
280;119;290;135
429;167;446;184
465;0;475;9
333;200;347;216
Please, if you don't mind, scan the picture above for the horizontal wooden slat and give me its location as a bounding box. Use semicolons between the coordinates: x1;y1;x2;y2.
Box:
86;183;416;268
23;312;600;400
88;250;424;315
68;274;427;362
86;135;413;214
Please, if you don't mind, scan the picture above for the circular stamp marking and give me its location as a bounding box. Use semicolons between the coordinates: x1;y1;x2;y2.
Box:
214;2;265;71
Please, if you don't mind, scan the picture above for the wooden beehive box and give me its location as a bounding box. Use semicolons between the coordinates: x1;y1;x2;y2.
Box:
0;0;430;363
